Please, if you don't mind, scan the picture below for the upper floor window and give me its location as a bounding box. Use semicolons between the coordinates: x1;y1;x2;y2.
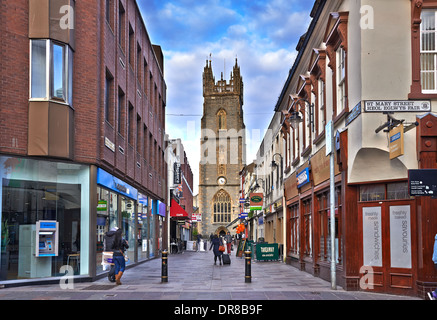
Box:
318;79;326;134
337;47;346;113
30;40;73;106
421;10;437;93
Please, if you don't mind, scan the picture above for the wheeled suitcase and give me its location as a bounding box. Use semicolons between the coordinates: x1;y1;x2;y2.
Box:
222;254;231;265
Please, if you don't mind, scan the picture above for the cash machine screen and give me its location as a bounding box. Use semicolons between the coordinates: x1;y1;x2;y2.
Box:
36;221;58;257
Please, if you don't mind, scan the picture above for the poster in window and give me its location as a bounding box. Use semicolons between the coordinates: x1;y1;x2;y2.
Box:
363;207;382;267
390;205;412;269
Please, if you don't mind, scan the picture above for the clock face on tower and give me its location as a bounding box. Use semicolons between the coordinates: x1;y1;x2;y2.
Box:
217;177;227;185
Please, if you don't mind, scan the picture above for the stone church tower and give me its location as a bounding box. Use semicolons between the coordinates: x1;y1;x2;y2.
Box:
199;57;246;237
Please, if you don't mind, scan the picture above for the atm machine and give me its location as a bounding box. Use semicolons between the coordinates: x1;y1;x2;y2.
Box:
36;220;59;257
18;220;59;278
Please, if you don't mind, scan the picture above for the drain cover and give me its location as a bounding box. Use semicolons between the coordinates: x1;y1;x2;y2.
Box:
82;285;117;291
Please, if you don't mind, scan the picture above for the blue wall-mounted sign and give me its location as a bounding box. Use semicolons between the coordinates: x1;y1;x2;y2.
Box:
97;168;138;200
158;200;166;217
297;167;310;188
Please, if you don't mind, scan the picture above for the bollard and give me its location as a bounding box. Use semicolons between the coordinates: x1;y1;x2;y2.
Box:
161;250;168;283
245;250;252;283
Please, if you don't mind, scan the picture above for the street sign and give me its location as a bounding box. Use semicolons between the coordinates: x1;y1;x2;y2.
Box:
364;100;431;112
325;121;333;156
409;169;437;196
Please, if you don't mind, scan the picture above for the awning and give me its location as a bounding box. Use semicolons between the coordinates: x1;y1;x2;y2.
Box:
226;217;240;228
170;198;189;219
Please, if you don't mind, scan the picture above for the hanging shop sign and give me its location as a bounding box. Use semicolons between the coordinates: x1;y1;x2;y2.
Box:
364;100;431;113
249;193;263;211
173;163;181;185
158;200;166;217
297;167;310;188
389;124;404;160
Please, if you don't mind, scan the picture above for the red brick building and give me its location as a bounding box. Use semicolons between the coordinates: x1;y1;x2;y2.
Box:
0;0;167;284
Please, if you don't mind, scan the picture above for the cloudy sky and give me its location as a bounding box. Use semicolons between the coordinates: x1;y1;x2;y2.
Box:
138;0;314;194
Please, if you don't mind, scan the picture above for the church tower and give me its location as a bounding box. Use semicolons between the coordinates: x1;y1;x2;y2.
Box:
199;57;246;237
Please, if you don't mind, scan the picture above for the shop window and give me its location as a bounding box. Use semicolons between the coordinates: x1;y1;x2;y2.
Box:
30;40;73;106
96;187;118;274
317;188;342;264
360;184;385;202
387;182;410;200
1;156;89;280
289;204;299;256
360;182;411;202
318;194;328;260
302;199;312;257
121;197;135;262
137;194;149;261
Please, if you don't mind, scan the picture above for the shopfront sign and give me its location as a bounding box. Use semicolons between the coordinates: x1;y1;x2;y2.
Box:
256;243;279;261
409;169;437;196
97;168;138;200
364;100;431;112
173;163;181;185
362;207;382;267
297;167;310;188
389;124;404;160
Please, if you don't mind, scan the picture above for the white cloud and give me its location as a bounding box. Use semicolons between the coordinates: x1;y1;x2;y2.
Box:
140;0;314;194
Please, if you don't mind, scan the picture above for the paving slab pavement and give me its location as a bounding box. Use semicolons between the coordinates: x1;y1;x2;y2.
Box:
0;248;422;301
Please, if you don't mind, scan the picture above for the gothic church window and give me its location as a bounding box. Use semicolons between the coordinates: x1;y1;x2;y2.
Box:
213;189;231;223
217;109;227;130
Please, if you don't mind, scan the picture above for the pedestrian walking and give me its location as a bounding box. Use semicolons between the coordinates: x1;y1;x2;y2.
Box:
428;234;437;300
104;227;129;285
225;232;232;254
196;234;202;252
209;234;224;265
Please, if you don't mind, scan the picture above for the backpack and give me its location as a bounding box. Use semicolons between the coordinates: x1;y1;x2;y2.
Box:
103;232;116;251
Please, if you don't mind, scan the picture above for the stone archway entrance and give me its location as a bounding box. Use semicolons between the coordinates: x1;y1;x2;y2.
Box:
215;226;228;237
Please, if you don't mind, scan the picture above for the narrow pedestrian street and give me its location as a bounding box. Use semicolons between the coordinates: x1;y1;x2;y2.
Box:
0;247;420;301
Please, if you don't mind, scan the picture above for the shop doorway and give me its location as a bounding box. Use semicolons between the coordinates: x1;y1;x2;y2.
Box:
358;200;416;296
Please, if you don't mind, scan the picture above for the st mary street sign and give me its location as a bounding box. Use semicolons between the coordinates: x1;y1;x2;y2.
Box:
364;100;431;113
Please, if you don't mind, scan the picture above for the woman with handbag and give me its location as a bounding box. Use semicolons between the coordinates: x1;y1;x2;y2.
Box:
209;234;224;265
108;227;129;285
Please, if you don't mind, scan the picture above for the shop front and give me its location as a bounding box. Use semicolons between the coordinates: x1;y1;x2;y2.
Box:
96;168;165;274
96;168;138;274
284;146;344;283
0;155;90;283
169;198;190;253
